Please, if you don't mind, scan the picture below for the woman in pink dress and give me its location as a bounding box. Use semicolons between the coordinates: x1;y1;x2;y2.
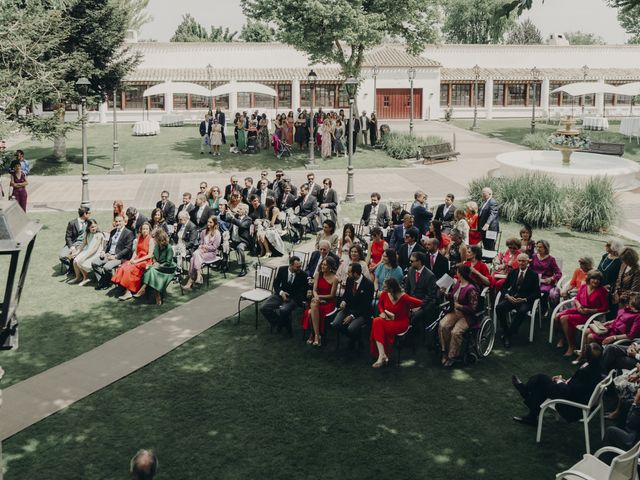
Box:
285;112;295;145
112;222;154;300
302;256;338;347
9;161;28;211
491;237;522;291
370;277;423;367
184;216;221;289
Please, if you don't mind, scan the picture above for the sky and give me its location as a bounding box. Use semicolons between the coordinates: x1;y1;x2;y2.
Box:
138;0;629;44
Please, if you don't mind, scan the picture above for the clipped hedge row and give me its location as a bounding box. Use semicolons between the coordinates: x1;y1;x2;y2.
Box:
379;132;446;159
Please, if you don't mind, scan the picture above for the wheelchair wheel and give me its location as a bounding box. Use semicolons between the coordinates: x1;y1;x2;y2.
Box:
476;316;495;358
464;352;478;365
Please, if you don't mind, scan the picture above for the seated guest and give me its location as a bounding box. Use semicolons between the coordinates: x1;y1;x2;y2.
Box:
331;263;375;349
370;277;423;368
463;245;491;288
411;190;432;236
306;240;341;278
390;202;410;227
561;256;593;299
149;208;169;235
216;200;231;232
278;182;296;211
491;238;522;291
177;192;194;218
184;216;221;289
606;365;640;423
315;219;339;254
125;207;148;235
446;228;468;274
112;200;125;227
439;264;479;367
366;227;388;274
318;178;338;224
155;190;176;225
224;175;240;201
428;220;450;253
256;197;285;258
554;270;608;358
135;229;176;305
434;193;456;232
228;191;243;213
242;177;256;204
603;341;640;373
256;178;276;206
171;210;198;264
465;201;482;246
92;216;134;290
248;195;266;221
531;240;562;313
373;249;404;295
520;224;535;259
337;244;372;284
613;247;640;308
360;192;390;228
598;238;624;290
453;208;469;244
510;343;603;425
302;256;338;347
207;186;223;214
59;206;91;274
306;172;321;198
389;214;414;251
112;222;154;300
260;256;308;334
69;219;102;286
398;227;425;272
495;253;541;348
223;203;253;277
338;223;359;263
601;388;640;464
130;449;158;480
424;237;449;281
199;181;208;196
292;183;320;240
190;193;213;230
404;251;438;330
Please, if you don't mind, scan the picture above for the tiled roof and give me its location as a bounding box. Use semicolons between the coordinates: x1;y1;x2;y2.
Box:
126;67;344;82
442;67;640;81
363;45;440;67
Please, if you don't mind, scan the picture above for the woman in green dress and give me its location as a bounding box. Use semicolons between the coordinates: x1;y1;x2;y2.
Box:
236;116;247;151
135;229;176;305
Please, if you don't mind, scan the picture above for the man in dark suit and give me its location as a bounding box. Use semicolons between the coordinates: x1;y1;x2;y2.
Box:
241;177;257;205
91;215;134;289
306;172;322;199
248;195;266;222
199;115;211;154
404;251;438;329
390;203;410;227
495;253;541;347
292;184;320;241
260;256;308;334
411;190;432;236
171;210;199;256
346;115;361;153
177;192;194;218
156;190;176;225
190;193;213;230
478;187;499;250
318;178;338;224
511;343;603;425
389;214;414;251
59;206;91;273
434;193;456;232
278;182;296;211
306;240;340;278
398;227;425;272
331;263;375;349
214;107;226;144
224;203;253;277
424;237;449;281
256;179;276;206
224;175;240;201
125;207;148;235
360;192;390;228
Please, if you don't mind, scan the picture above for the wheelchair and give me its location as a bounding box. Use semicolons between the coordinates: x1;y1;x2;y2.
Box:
426;287;495;365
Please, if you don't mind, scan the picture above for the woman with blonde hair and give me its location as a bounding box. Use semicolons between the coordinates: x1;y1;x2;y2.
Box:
465;201;481;246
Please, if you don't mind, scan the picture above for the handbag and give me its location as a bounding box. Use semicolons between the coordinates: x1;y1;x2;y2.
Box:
590;321;608;336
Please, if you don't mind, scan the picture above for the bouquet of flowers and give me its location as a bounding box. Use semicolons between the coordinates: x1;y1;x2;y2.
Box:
548;133;590;149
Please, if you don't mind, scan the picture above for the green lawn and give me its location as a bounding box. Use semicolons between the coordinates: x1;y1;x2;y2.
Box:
12;124;403;176
451;118;640;163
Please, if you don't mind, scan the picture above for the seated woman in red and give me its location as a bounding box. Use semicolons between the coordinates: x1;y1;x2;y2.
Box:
555;270;609;358
585;292;640;347
561;256;593;299
428;220;450;254
370;277;422;368
302;256;338;347
491;237;521;291
366;227;388;274
112;222;154;300
464;245;491;289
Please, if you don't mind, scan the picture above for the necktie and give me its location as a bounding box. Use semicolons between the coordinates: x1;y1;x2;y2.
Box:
430;254;435;270
288;272;294;284
415;270;420;284
516;271;524;288
352;281;358;295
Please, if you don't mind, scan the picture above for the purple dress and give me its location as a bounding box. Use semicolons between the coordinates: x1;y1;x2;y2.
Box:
188;229;221;280
11;172;27;211
531;254;562;306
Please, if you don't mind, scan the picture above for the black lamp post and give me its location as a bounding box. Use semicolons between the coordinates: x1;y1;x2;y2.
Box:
75;77;91;209
372;65;379;113
530;66;540;134
344;77;358;202
307;69;318;166
109;89;123;174
408;67;416;135
471;64;480;130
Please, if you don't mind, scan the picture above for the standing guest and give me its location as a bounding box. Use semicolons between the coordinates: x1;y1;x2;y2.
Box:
520;224;536;258
424;237;450;281
224;175;240;201
598;238;624;290
184;216;221;289
14;150;30;175
207;186;223;213
531;240;563;313
446;228;468;274
464;244;491;288
373;249;404;294
334;119;346;155
210;118;222;156
177;192;194;218
92;216;134;290
235;115;247;151
149;208;169;235
59;206;91;273
112;222;154;300
320;119;334;159
9;160;27;211
390;214;414;250
294;113;308;150
465;201;482;246
370;277;423;367
258;114;270;150
199;114;211;154
345;113;360;153
155;191;176;225
69;219;103;286
561;256;593;299
125;207;148;236
190;193;213;231
368;112;378;146
491;238;522;291
223;203;253;277
411;190;432;236
136;229;175;305
613;247;640;309
284;112;295;146
130;449;158;480
453;209;469;245
359;110;369;146
112;200;125;227
477;187;499;251
242;177;257;205
398;227;425;273
439;264;479;367
171;210;198;265
261;256;308;334
318;178;338;224
554;270;609;358
390;203;410;227
302;256;338;347
434;194;456;231
360;193;390;228
214;107;226;144
315;219;339;254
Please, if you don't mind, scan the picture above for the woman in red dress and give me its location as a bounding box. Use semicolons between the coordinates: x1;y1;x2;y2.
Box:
465;201;481;246
491;237;522;290
463;245;491;289
370;277;422;367
112;222;154;300
302;256;338;347
9;161;28;211
366;227;388;274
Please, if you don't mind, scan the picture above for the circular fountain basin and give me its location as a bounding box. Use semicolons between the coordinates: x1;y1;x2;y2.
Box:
496;150;640;191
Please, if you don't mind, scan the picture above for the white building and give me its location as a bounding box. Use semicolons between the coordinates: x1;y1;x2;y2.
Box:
67;41;640;122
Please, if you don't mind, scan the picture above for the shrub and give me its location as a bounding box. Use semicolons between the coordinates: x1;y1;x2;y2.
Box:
380;133;446;160
467;175;505;205
522;132;550;150
570;177;618;232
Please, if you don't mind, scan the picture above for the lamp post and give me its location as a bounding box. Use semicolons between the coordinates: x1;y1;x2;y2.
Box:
207;64;213;110
408;67;416;135
372;65;379;113
471;64;480;130
581;64;589;118
307;69;317;167
344;76;358;202
75;77;91;209
530;66;540;134
109;90;123;174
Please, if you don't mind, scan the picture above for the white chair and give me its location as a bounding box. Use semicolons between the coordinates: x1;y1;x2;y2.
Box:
537;370;614;454
577;311;610;353
493;290;542;342
237;265;276;329
549;299;608;345
555;440;640;480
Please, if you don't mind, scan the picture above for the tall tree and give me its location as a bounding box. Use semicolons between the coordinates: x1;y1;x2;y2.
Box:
616;5;640;43
506;18;543;44
209;26;239;42
564;30;606;45
499;0;640;16
443;0;517;44
170;13;209;42
113;0;153;32
240;20;276;42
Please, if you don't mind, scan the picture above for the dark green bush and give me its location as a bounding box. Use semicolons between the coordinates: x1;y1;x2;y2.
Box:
569;177;618;232
380;133;445;160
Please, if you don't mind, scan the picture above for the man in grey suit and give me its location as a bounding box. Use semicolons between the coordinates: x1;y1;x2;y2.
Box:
59;206;91;273
92;216;134;289
292;183;320;241
318;177;338;224
360;192;390;228
477;187;499;251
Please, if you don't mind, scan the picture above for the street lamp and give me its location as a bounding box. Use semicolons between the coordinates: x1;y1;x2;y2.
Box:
307;69;318;167
344;76;358;202
206;64;213;110
471;64;480;130
530;66;540;134
582;64;589;118
75;77;91;209
408;67;416;135
372;65;379;113
109;89;123;174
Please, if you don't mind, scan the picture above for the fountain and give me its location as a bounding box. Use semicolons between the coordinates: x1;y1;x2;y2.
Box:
548;116;586;165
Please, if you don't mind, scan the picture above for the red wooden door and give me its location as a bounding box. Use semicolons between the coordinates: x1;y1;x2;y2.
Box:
376;88;422;119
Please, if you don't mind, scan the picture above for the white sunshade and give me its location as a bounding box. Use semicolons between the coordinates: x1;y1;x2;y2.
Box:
551;81;621;96
210;80;277;97
615;82;640;97
143;81;212;98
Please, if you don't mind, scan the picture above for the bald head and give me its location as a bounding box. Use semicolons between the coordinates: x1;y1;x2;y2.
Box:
130;449;158;480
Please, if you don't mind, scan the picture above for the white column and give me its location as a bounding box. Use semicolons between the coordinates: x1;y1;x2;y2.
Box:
291;79;301;111
229;93;238;115
165;93;173;113
485;77;494;119
596;78;605;116
541;77;550;118
98;101;107;124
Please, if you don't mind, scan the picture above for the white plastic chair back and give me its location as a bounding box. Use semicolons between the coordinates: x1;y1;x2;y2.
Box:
609;440;640;480
586;370;614;411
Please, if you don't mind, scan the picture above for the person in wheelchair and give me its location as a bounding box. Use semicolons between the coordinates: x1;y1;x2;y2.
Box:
438;264;480;368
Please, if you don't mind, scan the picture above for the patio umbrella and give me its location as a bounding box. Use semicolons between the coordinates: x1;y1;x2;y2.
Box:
551;82;620;96
142;81;212;98
615;82;640;97
210;80;277;97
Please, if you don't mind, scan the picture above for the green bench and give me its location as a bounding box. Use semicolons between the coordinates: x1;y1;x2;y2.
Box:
417;142;460;164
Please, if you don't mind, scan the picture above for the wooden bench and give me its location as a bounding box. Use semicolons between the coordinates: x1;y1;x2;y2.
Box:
584;142;625;157
417;142;460;164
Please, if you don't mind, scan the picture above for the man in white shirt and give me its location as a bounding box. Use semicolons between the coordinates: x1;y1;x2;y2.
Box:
91;216;134;289
360;192;390;228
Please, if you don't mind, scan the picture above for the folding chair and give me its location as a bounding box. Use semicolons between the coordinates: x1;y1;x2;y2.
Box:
237;265;276;329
